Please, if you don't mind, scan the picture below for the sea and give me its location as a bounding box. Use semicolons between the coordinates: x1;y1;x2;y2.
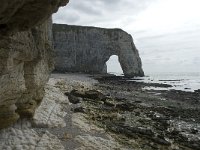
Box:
109;71;200;92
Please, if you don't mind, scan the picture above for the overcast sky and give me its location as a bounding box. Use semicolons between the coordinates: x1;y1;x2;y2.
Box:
53;0;200;73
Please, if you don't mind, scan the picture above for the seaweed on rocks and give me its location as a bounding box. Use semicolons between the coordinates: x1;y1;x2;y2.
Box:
68;75;200;150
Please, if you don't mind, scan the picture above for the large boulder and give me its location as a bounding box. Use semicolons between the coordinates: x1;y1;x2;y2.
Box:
53;24;144;77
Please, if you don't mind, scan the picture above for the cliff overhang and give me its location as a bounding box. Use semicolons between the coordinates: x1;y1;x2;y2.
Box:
0;0;69;35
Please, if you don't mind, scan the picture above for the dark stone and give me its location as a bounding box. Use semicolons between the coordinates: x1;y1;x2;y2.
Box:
104;99;116;107
191;129;198;134
72;107;85;113
70;89;85;98
68;94;83;104
106;122;155;138
171;130;180;136
152;137;171;146
134;100;142;103
116;102;135;111
64;92;69;96
85;90;105;100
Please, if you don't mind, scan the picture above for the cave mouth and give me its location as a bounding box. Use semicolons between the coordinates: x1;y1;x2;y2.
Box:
106;55;123;75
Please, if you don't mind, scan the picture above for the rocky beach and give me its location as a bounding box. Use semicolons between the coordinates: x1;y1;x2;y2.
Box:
1;73;199;150
0;1;199;149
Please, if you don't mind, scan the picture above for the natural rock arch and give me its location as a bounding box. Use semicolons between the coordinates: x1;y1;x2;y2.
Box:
53;24;144;77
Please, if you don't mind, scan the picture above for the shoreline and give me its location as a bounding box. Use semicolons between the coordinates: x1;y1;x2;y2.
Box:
106;72;200;92
53;73;200;149
0;73;199;150
90;74;200;149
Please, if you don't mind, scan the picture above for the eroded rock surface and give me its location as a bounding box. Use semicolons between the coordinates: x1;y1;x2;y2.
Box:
0;0;69;35
0;0;69;129
0;74;127;150
0;80;69;150
0;18;54;129
53;24;144;77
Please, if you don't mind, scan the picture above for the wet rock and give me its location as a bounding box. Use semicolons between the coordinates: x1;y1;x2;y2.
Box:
64;92;70;96
170;130;180;136
115;97;127;101
130;127;155;136
194;89;200;93
188;143;200;150
104;99;116;107
85;90;106;100
134;100;142;103
190;128;198;134
70;89;85;98
127;88;131;92
152;114;170;122
152;136;171;146
106;122;155;138
72;107;85;113
135;111;140;116
68;94;83;104
69;89;106;102
116;102;135;111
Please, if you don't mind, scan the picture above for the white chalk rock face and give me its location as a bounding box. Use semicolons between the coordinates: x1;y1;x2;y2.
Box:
53;24;144;77
0;79;68;150
0;0;69;129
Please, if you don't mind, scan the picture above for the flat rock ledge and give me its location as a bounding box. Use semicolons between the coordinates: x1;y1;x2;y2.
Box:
0;80;68;150
0;74;126;150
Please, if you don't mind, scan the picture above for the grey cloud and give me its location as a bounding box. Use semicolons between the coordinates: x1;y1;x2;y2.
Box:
71;1;103;16
53;0;200;73
53;8;81;24
53;0;154;25
62;13;80;23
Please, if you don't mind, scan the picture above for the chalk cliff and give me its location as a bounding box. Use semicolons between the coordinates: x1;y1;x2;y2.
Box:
53;24;144;77
0;0;69;129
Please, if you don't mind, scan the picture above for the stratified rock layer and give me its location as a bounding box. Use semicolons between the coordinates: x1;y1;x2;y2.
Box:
0;19;53;129
0;0;69;129
53;24;144;77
